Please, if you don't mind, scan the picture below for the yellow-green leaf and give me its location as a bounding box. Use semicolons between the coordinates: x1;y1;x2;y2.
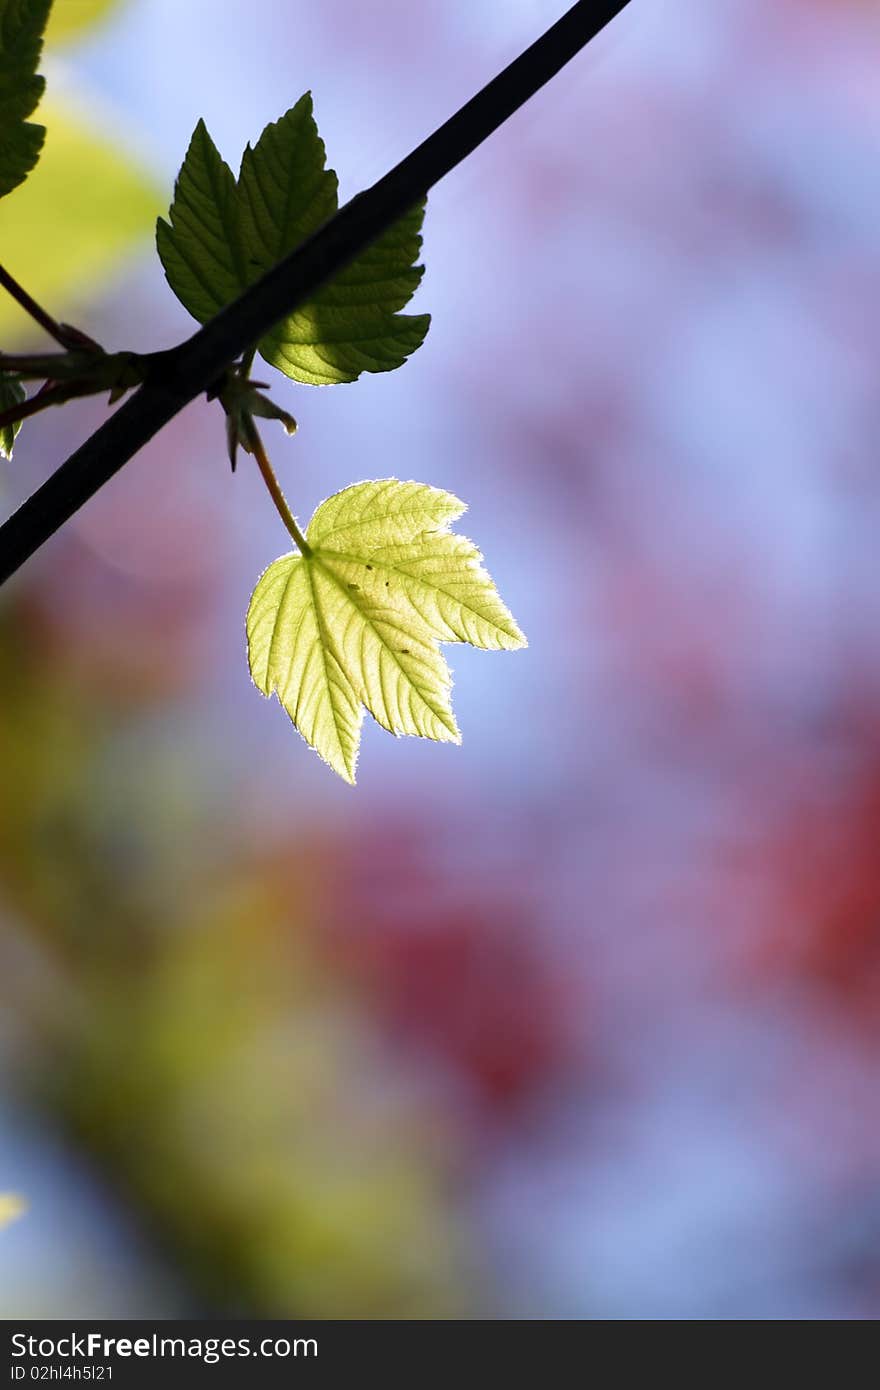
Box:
247;556;364;783
247;480;526;783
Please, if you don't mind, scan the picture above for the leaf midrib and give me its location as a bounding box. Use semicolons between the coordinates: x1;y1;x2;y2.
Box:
320;547;522;642
312;553;457;736
301;554;357;771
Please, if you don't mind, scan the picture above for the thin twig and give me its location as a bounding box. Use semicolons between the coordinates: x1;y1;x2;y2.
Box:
0;0;631;586
0;384;79;434
0;264;73;348
242;415;311;555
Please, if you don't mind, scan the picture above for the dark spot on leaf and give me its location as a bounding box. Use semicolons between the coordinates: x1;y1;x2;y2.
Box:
347;582;360;590
399;648;410;655
385;581;390;587
365;564;373;571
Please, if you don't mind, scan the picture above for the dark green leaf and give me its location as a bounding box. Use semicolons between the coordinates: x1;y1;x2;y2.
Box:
157;96;431;385
156;119;243;324
0;0;52;199
258;199;430;386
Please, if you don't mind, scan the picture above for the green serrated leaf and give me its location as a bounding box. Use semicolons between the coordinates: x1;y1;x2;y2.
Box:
259;200;430;386
156;118;243;324
0;376;25;458
0;0;52;200
246;479;526;783
237;95;338;280
157;96;431;385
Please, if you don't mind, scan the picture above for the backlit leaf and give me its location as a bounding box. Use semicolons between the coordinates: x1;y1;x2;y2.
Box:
156;119;243;325
158;96;430;384
247;480;526;783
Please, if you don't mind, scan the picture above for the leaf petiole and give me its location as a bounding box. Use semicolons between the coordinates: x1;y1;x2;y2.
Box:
241;414;311;557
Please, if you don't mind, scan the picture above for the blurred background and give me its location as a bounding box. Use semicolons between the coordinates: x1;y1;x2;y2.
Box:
2;0;880;1319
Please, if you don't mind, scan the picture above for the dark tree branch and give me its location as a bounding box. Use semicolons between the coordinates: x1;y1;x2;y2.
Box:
0;0;631;587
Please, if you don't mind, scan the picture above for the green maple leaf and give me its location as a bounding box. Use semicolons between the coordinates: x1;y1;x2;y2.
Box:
246;480;526;783
155;119;243;324
0;376;25;458
157;94;430;385
0;0;52;200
